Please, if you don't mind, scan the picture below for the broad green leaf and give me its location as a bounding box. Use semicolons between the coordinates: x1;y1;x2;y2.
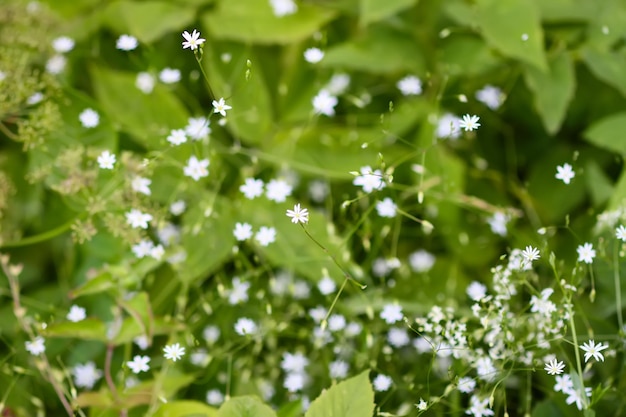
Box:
203;0;336;44
475;0;547;71
119;292;154;341
113;317;182;345
277;400;302;417
75;392;113;408
607;168;626;211
532;0;593;20
91;66;189;148
322;24;424;74
45;319;108;342
531;399;564;417
439;35;501;77
524;51;575;134
583;112;626;155
154;401;218;417
103;1;196;44
584;161;613;207
585;0;626;49
305;370;374;417
581;47;626;97
218;396;277;417
202;42;274;145
360;0;417;25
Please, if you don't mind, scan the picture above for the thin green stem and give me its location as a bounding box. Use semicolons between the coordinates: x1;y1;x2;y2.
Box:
566;302;588;409
614;239;623;331
0;218;75;248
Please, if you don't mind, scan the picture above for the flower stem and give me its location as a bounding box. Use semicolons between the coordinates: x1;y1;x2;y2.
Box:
614;239;623;332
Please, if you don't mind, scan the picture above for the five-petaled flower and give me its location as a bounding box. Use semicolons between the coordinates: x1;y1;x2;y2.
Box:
576;242;596;264
459;114;481;131
544;358;565;375
555;163;575;184
127;355;151;373
163;343;186;362
182;29;205;51
580;340;608;362
286;204;309;224
212;97;232;117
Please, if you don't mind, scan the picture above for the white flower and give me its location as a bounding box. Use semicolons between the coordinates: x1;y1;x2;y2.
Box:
203;325;220;344
206;389;224;405
0;71;5;83
317;275;336;295
466;395;494;417
286;203;309;224
97;151;116;169
376;198;397;218
617;225;626;241
46;54;66;74
183;156;210;181
380;304;403;324
212;97;232;117
459;114;481;131
457;376;476;393
388;327;410;347
326;73;350;95
475;85;504;110
134;335;150;350
521;245;540;265
554;374;573;393
170;200;186;216
475;357;497;381
312;89;338;116
269;0;297;17
487;212;509;236
353;166;386;193
182;29;205;51
327;314;346;332
436;113;462;139
166;129;187;146
466;281;487;301
127;355;150;373
131;176;151;195
150;244;165;260
72;361;103;389
409;249;435;273
163;343;186;361
132;239;154;258
27;92;44;105
228;277;250;305
304;47;324;63
52;36;75;53
240;178;264;199
136;72;155;94
577;242;595;264
329;360;349;379
234;317;257;335
580;340;608;362
79;108;100;128
397;75;422;96
372;374;392;392
25;337;45;355
565;386;592;411
159;68;181;84
281;352;309;373
544;358;565;375
233;222;253;241
255;226;276;246
67;305;86;322
556;163;575;184
185;117;211;140
125;209;152;229
266;179;293;202
284;372;306;392
116;35;138;51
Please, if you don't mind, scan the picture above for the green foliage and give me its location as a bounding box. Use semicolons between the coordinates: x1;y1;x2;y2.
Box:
305;371;374;417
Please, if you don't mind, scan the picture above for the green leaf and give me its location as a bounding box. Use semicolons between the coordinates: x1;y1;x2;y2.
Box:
524;51;575;134
305;370;374;417
321;24;424;74
584;161;613;207
91;66;189;148
475;0;547;71
203;0;337;44
113;317;182;345
154;401;218;417
45;319;108;342
103;1;196;44
218;396;277;417
581;47;626;98
119;292;154;341
583;112;626;155
439;35;501;77
360;0;417;25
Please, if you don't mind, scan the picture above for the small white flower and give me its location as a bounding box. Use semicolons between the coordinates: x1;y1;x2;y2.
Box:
387;327;410;347
136;72;155;94
327;314;346;332
206;389;224;405
183;156;210;181
409;249;435;273
255;226;276;246
304;47;324;63
353;166;386;193
475;85;504;110
67;305;86;322
116;34;138;51
326;73;350;95
27;92;44;105
416;398;428;411
467;395;494;417
376;197;397;218
52;36;75;53
25;337;45;355
163;343;186;361
46;54;66;74
436;113;462;139
457;376;476;393
544;358;565;375
312;89;338;116
553;374;573;393
487;212;509;236
150;244;165;260
185;117;211;140
459;114;481;131
580;340;608;362
286;203;309;224
182;29;205;51
269;0;297;17
97;150;116;169
521;245;540;265
131;176;151;195
281;352;309;373
134;335;150;350
372;374;392;392
166;129;187;146
170;200;186;216
397;75;422;96
284;372;306;393
203;325;220;344
72;361;103;389
555;163;575;184
616;225;626;241
329;360;349;379
317;275;336;295
212;97;232;117
79;108;100;128
380;304;403;324
126;355;150;373
240;178;265;199
233;222;253;241
234;317;257;335
266;179;293;202
125;209;152;229
132;239;154;258
577;242;595;264
466;281;487;301
159;68;181;84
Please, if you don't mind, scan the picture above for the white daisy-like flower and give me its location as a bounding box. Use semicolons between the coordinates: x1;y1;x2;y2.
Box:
459;114;481;131
72;361;103;389
67;305;86;322
576;242;595;264
616;225;626;241
46;55;66;74
79;108;100;128
380;304;403;324
304;47;324;63
185;117;211;140
555;163;575;184
233;222;253;241
375;197;397;218
234;317;257;335
136;72;155;94
475;85;504;110
521;245;540;265
269;0;297;17
52;36;75;53
131;176;151;195
255;226;276;246
183;156;210;181
125;209;152;229
266;179;293;202
159;68;181;84
212;97;232;117
240;178;264;199
544;358;565;375
25;337;45;356
182;29;205;51
97;151;116;170
116;35;138;51
372;374;392;392
286;203;309;224
580;340;608;362
126;355;150;373
312;89;338;116
396;75;422;96
163;343;186;362
353;166;386;193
